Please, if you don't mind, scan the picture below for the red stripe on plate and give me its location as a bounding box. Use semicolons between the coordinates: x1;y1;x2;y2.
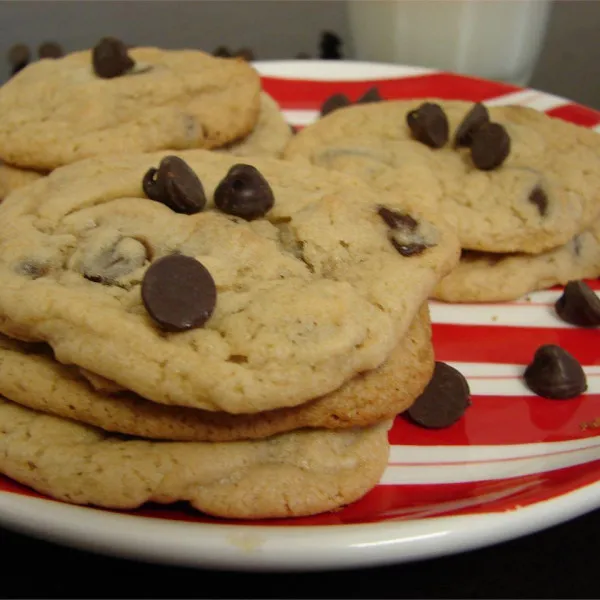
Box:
261;72;521;110
389;396;600;446
432;323;600;366
545;104;600;128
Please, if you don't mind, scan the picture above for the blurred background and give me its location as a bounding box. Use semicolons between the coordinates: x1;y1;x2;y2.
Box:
0;0;598;109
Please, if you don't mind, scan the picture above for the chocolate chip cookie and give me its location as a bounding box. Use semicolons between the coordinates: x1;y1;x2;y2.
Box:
0;150;459;414
0;43;261;170
284;99;600;254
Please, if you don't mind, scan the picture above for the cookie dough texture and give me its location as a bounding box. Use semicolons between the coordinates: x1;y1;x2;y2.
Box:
283;99;600;254
0;397;390;519
0;162;44;199
0;150;459;414
0;304;432;441
434;219;600;302
220;93;292;158
0;47;262;170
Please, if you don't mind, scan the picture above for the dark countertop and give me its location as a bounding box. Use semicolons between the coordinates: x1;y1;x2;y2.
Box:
1;507;598;598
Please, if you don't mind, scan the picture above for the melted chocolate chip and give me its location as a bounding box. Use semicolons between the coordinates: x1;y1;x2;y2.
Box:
529;186;548;216
38;41;63;59
406;102;449;149
92;37;135;79
141;255;216;332
377;206;432;257
407;362;471;428
454;102;490;147
524;345;587;399
214;164;275;220
356;87;382;104
555;281;600;327
143;156;207;214
470;122;510;170
320;93;351;117
377;206;418;231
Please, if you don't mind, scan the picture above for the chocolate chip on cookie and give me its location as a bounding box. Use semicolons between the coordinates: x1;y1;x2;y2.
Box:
82;237;149;285
377;206;433;257
524;344;587;399
528;186;548;216
470;122;510;170
7;43;30;76
356;87;383;104
143;156;207;214
38;41;64;59
555;281;600;327
407;362;471;428
214;164;275;220
141;254;217;332
321;93;351;117
234;48;255;62
406;102;449;149
213;45;232;58
454;102;490;147
92;37;135;79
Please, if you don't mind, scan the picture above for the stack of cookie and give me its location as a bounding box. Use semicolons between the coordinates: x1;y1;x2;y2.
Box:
0;37;292;200
284;98;600;302
0;149;459;518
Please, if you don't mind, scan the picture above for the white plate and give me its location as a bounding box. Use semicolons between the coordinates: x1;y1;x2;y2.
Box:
1;60;600;571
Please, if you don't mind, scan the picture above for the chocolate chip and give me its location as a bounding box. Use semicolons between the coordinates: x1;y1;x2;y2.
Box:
377;206;432;257
213;46;232;58
319;31;343;60
214;164;275;220
524;344;587;399
377;206;418;231
407;362;471;428
356;87;382;104
454;102;490;147
406;102;449;149
470;122;510;170
92;37;135;79
8;43;30;76
38;41;64;59
143;156;207;215
555;281;600;327
82;237;149;284
320;93;351;117
141;255;216;332
529;186;547;216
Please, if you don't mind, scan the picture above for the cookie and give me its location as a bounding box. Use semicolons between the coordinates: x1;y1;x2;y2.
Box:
0;162;45;199
0;397;390;519
284;99;600;254
218;93;293;158
0;45;261;170
0;304;432;441
434;219;600;302
0;150;459;414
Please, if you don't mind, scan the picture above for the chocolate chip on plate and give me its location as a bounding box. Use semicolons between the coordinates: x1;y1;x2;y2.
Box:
406;102;449;149
377;206;432;257
38;41;64;59
555;281;600;327
356;86;383;104
528;186;548;216
143;156;207;214
214;164;275;220
407;362;471;428
524;344;587;399
141;254;217;332
454;102;490;147
92;37;135;79
320;93;351;117
470;122;510;170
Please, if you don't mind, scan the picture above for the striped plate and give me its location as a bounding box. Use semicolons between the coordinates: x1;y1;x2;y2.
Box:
0;61;599;571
